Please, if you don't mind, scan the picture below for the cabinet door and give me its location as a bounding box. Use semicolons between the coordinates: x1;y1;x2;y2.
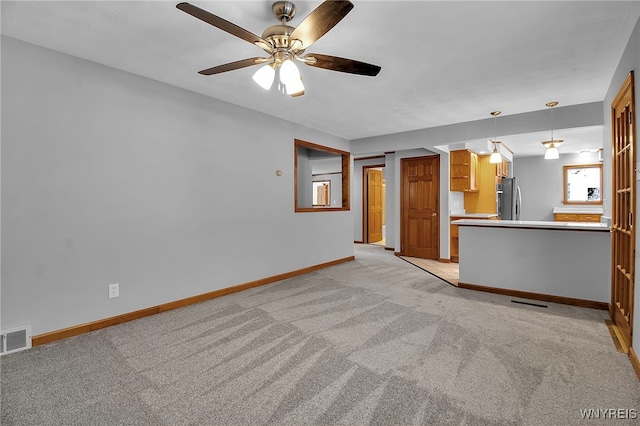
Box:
577;214;601;222
503;160;509;177
450;223;459;260
450;150;477;192
495;160;509;178
469;153;478;190
554;213;577;221
450;150;470;165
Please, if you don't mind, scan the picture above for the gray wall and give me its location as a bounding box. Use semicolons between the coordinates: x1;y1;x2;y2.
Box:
603;12;640;354
513;152;601;221
1;37;354;336
350;102;604;156
297;148;313;208
384;153;396;251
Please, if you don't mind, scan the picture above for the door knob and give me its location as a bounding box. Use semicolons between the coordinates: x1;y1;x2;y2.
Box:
432;212;437;217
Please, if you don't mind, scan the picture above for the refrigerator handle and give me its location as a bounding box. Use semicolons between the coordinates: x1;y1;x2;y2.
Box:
516;186;522;220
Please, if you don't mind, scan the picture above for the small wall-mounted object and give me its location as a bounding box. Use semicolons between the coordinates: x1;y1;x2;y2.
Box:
276;170;283;176
0;324;32;356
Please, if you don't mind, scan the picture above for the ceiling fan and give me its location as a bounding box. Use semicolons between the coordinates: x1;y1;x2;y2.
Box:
176;1;381;97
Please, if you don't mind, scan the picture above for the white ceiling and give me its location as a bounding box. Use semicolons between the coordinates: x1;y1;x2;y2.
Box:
2;1;639;156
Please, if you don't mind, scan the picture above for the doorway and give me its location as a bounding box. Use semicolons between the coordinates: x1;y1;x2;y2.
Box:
611;71;635;351
400;155;440;259
363;165;386;246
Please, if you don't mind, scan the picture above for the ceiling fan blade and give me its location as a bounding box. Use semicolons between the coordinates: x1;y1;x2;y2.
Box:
198;57;266;76
176;3;271;49
303;54;381;76
289;0;354;48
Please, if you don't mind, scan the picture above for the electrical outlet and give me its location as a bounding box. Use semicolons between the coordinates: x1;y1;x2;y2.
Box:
108;283;119;299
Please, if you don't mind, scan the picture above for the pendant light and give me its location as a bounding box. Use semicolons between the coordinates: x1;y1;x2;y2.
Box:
489;111;502;164
542;101;563;159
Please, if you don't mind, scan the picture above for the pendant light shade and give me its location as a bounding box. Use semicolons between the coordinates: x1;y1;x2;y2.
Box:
252;64;275;90
544;144;560;159
542;101;563;159
286;77;305;97
489;148;502;164
279;59;300;86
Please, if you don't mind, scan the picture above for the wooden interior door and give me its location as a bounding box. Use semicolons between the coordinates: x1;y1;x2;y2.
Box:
401;156;440;258
368;169;384;242
611;71;635;350
317;184;329;206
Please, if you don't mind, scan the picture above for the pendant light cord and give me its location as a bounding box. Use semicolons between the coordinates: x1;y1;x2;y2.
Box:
550;106;554;142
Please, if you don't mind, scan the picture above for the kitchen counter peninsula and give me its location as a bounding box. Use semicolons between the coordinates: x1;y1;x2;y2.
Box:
449;214;499;263
450;213;499;219
452;219;611;309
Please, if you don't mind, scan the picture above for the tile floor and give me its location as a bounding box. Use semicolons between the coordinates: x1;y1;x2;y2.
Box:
399;256;459;286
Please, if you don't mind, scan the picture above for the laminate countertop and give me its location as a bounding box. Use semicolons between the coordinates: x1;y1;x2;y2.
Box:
449;213;499;219
451;219;609;232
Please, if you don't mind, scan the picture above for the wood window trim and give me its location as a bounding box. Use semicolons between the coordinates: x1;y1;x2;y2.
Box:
562;163;603;205
294;139;350;212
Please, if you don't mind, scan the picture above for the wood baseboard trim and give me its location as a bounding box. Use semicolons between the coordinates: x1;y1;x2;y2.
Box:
354;240;364;244
438;258;451;263
32;256;355;347
605;319;628;353
385;247;394;251
394;252;402;257
457;281;609;310
629;347;640;381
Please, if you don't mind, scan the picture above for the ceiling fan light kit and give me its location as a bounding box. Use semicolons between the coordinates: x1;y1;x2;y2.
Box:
176;0;381;97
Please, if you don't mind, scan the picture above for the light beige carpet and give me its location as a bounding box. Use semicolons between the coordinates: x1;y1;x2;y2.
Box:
2;245;638;425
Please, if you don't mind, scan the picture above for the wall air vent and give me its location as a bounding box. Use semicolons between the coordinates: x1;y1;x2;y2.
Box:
0;324;32;356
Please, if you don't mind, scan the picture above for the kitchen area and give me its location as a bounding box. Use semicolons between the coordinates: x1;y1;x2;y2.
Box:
447;144;610;308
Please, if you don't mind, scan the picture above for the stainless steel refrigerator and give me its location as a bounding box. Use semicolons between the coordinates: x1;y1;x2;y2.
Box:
496;177;521;220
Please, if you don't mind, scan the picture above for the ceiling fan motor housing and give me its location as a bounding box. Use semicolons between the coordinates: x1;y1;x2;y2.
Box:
262;25;296;49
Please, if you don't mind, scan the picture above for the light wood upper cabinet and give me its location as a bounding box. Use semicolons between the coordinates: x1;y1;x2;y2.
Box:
450;149;478;192
496;160;509;178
